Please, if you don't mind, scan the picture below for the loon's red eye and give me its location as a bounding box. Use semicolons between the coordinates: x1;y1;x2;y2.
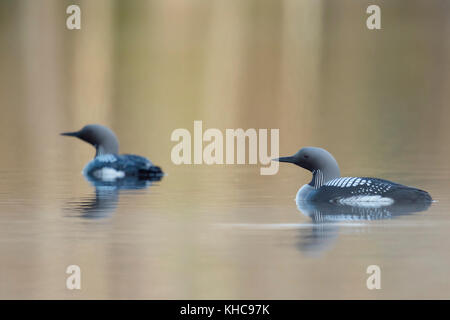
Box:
304;155;309;159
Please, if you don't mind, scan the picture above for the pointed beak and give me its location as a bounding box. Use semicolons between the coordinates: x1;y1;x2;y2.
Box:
60;131;79;137
273;156;295;163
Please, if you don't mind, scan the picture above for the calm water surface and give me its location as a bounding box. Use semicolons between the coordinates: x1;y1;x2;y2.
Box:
1;0;450;299
0;150;449;299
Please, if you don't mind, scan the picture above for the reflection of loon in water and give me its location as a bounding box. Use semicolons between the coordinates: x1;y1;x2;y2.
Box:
295;188;432;255
296;194;432;223
61;124;164;218
65;174;162;219
273;146;433;255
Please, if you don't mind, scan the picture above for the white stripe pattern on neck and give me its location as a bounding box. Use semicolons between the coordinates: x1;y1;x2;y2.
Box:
96;154;117;163
313;169;324;189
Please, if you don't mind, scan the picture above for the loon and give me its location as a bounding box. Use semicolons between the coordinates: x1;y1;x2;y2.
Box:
275;147;432;204
61;124;163;181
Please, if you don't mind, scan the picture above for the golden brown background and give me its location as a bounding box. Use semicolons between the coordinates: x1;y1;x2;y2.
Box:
0;0;449;299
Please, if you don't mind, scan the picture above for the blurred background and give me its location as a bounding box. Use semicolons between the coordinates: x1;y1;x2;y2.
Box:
0;0;449;299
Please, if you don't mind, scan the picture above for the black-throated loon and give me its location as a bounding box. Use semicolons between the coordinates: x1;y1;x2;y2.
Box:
275;147;432;204
61;124;163;181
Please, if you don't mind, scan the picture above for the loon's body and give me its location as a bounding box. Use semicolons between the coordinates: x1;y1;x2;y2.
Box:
275;147;432;204
83;153;163;181
61;124;163;181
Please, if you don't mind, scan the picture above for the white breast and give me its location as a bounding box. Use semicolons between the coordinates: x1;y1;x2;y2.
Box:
296;184;316;202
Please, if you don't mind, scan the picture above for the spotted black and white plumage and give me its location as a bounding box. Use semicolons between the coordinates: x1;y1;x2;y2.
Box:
83;154;163;181
276;147;432;205
309;176;432;204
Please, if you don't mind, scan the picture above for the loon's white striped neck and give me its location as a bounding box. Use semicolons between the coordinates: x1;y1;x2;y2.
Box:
309;169;339;189
96;145;118;157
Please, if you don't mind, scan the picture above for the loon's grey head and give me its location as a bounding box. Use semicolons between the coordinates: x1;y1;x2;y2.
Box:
61;124;119;157
275;147;340;186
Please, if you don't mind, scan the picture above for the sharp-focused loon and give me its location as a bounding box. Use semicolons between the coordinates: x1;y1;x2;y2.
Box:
275;147;432;204
61;124;163;181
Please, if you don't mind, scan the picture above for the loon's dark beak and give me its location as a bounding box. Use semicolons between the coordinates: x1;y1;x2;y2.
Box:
273;156;295;163
60;131;79;137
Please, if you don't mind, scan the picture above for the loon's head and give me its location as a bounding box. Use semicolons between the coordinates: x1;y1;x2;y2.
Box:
61;124;119;156
275;147;341;185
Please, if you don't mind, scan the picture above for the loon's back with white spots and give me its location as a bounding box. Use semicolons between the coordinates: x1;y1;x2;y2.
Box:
318;177;431;204
83;154;163;181
275;147;432;204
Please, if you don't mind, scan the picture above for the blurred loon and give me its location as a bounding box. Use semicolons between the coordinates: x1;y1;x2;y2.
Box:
275;147;432;204
61;124;163;181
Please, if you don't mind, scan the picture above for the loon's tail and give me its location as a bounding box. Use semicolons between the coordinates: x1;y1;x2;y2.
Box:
139;165;164;180
389;186;432;204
